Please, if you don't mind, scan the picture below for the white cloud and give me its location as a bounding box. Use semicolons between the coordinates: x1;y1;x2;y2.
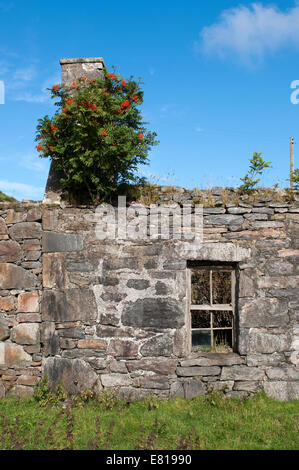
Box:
0;180;44;201
199;3;299;63
19;154;50;173
195;126;204;133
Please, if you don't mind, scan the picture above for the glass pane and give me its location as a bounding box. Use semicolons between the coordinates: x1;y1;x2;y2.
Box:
214;329;232;350
212;311;233;328
191;270;210;304
192;330;211;347
191;311;210;328
212;271;232;304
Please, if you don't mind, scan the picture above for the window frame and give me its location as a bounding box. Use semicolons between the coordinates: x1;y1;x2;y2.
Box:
187;263;236;352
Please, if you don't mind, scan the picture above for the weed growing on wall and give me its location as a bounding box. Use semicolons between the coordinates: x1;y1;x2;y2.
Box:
35;70;159;203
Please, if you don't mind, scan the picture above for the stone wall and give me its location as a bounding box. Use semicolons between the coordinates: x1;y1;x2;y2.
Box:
0;204;42;398
0;188;298;401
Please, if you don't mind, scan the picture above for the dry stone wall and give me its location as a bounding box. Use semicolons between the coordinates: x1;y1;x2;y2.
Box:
0;188;298;401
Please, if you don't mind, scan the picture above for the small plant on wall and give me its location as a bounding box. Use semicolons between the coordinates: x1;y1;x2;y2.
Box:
238;152;271;193
35;70;159;203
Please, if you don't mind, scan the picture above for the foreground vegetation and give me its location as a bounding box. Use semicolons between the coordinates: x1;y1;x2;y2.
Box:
0;191;17;202
0;391;297;450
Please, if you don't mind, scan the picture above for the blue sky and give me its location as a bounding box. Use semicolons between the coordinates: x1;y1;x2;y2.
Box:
1;0;299;200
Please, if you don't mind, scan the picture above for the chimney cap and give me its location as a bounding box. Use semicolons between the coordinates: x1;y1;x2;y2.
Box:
60;57;105;65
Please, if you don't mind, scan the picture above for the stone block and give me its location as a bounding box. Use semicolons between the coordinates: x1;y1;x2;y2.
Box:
9;222;42;240
180;353;244;367
176;366;221;377
0;240;21;262
0;296;14;311
134;375;170;390
233;381;260;392
103;257;138;271
126;358;178;375
184;379;206;398
101;373;132;388
264;381;299;401
265;366;299;381
249;329;290;353
41;288;97;322
140;335;173;357
43;357;102;394
108;339;138;358
126;279;150;290
0;217;7;234
1;343;32;367
169;380;184;398
27;207;42;222
77;339;107;350
204;215;243;226
0;264;36;289
122;298;185;328
0;318;10;341
221;365;265;381
246;353;285;367
11;323;40;345
43;232;84;252
43;253;67;288
40;322;60;356
17;292;39;313
7;385;34;398
239;298;288;327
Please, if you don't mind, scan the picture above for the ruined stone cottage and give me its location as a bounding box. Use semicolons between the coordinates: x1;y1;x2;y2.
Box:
0;58;298;401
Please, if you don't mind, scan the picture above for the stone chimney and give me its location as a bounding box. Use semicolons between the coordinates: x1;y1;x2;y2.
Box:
43;57;106;204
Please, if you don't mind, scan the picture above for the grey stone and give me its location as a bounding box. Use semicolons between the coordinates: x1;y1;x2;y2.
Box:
127;279;150;290
103;258;138;270
221;365;265;381
155;281;169;295
0;263;36;289
140;335;173;357
266;367;299;381
244;213;268;221
43;232;84;252
233;381;260;392
204;214;243;226
184;379;206;398
180;353;244;367
126;358;178;375
40;322;60;356
101;373;132;387
0;318;10;341
134;375;170;390
163;260;186;270
7;385;34;398
43;357;102;394
267;260;294;276
227;207;251;214
42;289;97;322
122;298;185;328
176;366;221;377
67;262;94;272
240;298;288;327
9;222;42;240
169;381;184;398
108;339;138;358
249;329;290;354
264;381;299;401
246;353;286;367
252;208;274;214
203;208;226;214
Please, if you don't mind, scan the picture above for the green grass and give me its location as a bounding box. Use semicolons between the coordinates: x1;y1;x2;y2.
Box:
0;392;298;450
0;191;17;202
